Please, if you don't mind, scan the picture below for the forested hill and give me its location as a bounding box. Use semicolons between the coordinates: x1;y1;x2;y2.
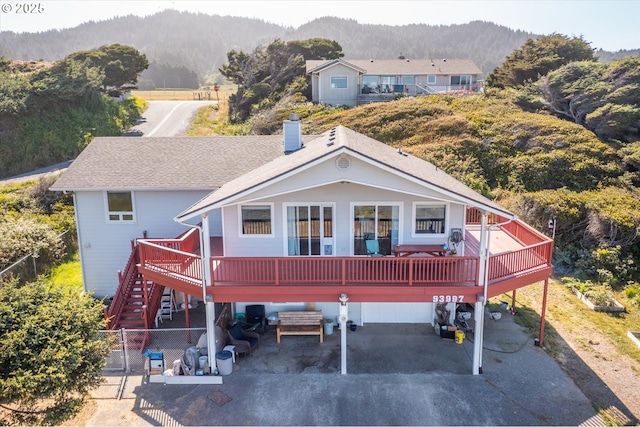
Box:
4;9;632;81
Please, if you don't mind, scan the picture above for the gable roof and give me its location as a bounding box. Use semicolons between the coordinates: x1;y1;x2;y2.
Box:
50;135;315;191
175;126;512;221
306;58;482;76
306;58;368;74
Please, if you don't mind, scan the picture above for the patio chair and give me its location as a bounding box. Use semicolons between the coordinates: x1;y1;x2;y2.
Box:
365;239;384;257
245;304;266;333
227;323;260;357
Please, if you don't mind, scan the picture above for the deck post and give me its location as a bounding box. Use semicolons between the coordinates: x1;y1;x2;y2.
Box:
339;293;349;375
538;278;549;346
473;211;490;375
201;213;217;374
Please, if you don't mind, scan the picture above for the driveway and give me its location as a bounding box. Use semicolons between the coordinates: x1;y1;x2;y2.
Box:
83;309;605;426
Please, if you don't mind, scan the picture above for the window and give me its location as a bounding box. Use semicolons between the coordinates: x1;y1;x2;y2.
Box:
413;203;446;235
106;191;135;223
450;75;471;86
401;75;415;85
285;204;334;256
427;75;436;84
361;75;379;93
331;76;347;89
353;204;400;256
240;204;273;236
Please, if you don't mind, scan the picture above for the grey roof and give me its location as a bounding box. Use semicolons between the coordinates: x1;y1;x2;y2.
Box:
50;136;315;191
176;126;512;221
306;58;482;76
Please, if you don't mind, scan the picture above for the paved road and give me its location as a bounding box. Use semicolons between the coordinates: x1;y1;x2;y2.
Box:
126;100;217;137
0;100;217;184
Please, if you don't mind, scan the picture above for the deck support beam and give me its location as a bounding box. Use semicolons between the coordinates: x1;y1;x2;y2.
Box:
339;294;349;375
200;213;218;374
473;212;490;375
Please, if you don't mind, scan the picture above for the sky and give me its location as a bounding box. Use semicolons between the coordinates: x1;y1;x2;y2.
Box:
0;0;639;51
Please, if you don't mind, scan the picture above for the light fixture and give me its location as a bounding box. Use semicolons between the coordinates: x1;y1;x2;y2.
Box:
339;293;349;306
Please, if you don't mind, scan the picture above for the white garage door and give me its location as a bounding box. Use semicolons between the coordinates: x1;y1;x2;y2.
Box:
362;302;433;323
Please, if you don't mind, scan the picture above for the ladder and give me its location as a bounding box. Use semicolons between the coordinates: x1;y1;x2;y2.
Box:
155;287;177;327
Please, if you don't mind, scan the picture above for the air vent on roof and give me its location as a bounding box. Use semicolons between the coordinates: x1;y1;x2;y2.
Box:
335;154;352;171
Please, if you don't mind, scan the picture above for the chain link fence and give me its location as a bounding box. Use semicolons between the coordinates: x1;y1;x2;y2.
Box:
100;327;207;373
0;230;76;285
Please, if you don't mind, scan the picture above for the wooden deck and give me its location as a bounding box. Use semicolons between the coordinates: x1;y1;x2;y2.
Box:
134;219;553;305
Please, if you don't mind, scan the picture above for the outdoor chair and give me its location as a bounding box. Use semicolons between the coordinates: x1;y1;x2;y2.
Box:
227;323;260;357
245;304;266;333
365;239;384;257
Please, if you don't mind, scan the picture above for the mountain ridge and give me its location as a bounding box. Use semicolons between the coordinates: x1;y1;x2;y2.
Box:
1;10;637;80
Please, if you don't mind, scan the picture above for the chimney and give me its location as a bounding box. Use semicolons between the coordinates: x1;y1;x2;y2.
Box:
283;113;302;152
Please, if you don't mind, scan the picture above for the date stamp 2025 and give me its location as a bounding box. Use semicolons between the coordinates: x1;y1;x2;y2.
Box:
1;2;45;14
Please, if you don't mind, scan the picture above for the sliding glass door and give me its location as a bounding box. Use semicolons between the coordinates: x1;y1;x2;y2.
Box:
353;204;399;255
286;204;334;256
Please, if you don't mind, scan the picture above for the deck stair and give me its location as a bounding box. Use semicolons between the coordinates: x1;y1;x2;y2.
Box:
106;240;168;350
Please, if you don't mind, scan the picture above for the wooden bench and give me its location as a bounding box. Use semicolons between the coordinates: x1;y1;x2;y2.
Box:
277;311;323;343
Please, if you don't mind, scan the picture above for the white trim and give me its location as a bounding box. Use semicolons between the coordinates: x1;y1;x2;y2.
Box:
411;201;449;238
450;75;472;85
282;203;336;256
427;75;436;84
350;201;403;256
178;146;514;221
237;203;275;238
104;190;136;224
330;75;348;89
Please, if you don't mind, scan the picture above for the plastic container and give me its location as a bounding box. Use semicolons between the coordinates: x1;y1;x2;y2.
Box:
455;329;465;344
215;350;233;375
324;319;334;335
199;355;209;374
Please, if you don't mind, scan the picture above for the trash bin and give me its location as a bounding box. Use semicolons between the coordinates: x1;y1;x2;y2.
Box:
455;329;465;344
216;350;233;375
324;319;334;335
199;355;209;374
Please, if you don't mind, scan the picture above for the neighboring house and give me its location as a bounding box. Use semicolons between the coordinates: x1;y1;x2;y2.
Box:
50;119;552;375
306;58;483;106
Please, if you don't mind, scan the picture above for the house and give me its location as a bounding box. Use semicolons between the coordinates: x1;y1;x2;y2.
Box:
50;119;552;375
306;58;483;106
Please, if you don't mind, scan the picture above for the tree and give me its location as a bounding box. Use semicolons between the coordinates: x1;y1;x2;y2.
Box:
220;38;343;122
487;34;596;88
66;44;149;92
286;38;344;60
0;280;109;425
539;56;640;142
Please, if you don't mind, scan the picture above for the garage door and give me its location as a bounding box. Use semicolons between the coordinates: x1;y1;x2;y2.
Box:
362;302;433;323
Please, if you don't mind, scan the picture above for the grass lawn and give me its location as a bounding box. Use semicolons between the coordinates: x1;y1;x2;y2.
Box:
490;277;640;365
45;252;83;294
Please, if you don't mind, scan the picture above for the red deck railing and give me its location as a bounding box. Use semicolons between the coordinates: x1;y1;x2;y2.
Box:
210;256;479;286
138;241;203;286
133;218;552;294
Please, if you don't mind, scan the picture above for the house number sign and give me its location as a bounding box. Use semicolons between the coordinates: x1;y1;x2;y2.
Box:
432;295;464;303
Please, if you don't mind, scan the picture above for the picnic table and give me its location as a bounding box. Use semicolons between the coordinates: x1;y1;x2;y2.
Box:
392;244;449;257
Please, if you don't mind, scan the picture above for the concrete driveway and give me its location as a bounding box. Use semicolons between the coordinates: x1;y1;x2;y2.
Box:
86;309;602;426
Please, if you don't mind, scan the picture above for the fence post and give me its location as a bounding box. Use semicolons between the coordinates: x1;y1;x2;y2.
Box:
122;328;131;373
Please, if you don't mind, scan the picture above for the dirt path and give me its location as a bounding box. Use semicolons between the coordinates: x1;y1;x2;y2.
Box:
516;280;640;425
549;318;640;425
